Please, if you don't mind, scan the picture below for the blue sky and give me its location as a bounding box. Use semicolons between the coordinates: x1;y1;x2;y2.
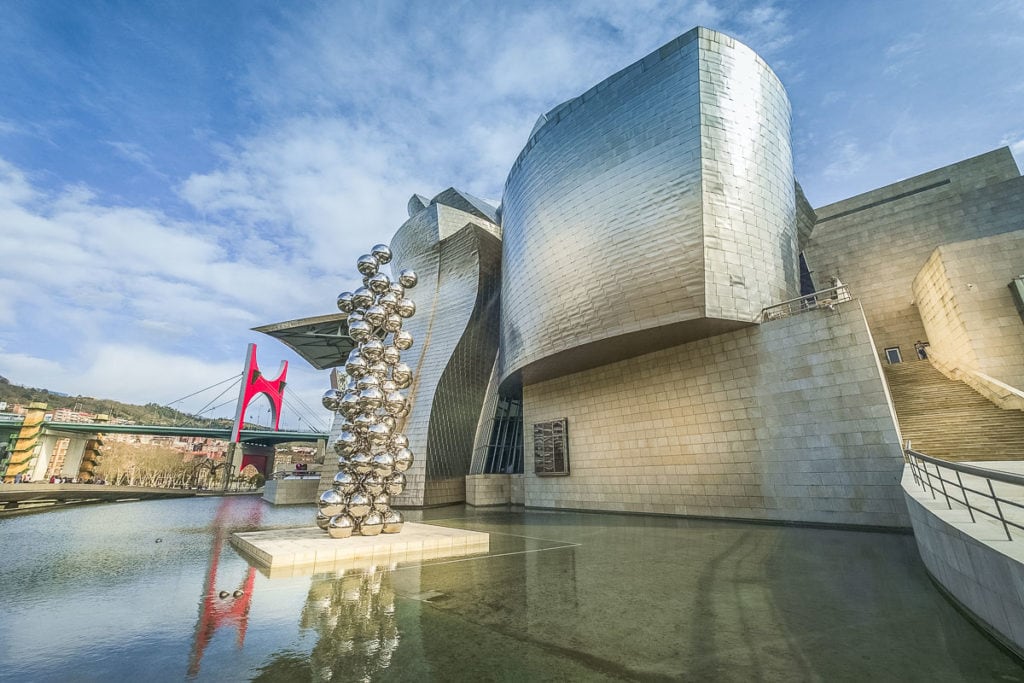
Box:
1;0;1022;428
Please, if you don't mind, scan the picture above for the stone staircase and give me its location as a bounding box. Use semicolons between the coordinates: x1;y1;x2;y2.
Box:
883;361;1024;462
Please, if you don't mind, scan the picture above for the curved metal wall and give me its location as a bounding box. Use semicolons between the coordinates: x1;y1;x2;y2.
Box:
384;196;502;506
500;27;796;385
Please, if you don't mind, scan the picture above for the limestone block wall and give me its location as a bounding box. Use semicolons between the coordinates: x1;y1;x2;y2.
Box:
903;469;1024;656
913;231;1024;390
465;474;511;506
804;148;1023;364
521;301;909;528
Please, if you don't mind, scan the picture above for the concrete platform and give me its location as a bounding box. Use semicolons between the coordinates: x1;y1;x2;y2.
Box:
230;522;489;577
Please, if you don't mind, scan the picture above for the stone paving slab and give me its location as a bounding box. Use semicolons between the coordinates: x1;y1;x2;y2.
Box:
230;522;489;577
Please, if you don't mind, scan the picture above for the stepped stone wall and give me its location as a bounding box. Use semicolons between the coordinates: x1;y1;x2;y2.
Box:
913;230;1024;391
804;149;1023;365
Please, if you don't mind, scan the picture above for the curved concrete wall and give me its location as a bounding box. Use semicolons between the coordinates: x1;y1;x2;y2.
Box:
500;27;796;386
903;468;1024;656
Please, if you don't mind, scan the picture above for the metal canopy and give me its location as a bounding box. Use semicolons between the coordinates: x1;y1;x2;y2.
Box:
252;313;354;370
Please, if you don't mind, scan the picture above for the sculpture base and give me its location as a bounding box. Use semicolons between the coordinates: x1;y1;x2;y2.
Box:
230;522;489;577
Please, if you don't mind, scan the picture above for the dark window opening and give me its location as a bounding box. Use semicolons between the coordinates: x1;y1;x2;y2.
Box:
484;390;524;474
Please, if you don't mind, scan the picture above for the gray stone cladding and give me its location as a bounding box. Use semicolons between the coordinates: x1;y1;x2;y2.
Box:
914;230;1024;391
522;301;909;528
499;26;797;387
804;148;1024;364
903;470;1024;655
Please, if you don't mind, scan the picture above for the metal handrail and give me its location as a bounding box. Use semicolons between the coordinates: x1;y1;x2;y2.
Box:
904;448;1024;541
760;283;853;322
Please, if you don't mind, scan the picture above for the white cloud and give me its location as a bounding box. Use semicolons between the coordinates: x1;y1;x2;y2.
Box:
822;140;870;180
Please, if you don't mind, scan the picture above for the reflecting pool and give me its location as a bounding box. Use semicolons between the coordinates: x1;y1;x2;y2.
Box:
1;496;1022;681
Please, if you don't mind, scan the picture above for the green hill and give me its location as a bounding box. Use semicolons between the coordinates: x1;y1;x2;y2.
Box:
0;376;233;428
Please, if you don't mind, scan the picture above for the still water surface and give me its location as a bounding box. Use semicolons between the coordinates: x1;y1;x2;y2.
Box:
1;495;1022;682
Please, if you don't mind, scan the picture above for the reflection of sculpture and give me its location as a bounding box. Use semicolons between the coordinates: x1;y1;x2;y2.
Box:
301;567;400;680
318;244;418;537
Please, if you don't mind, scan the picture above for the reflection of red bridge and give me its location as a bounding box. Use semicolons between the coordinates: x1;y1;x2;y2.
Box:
188;498;261;677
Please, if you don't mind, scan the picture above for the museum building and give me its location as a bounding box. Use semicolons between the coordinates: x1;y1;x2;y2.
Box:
260;27;1024;529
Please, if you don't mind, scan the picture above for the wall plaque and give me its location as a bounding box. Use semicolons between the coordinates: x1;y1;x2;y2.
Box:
533;418;569;476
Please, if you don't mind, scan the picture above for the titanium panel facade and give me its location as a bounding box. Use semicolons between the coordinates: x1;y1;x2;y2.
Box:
343;189;502;507
499;27;797;386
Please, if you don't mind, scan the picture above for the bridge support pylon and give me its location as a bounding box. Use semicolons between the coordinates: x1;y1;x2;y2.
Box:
3;402;47;483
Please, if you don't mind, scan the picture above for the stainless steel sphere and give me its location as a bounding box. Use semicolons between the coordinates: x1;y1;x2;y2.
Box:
371;452;395;477
382;345;401;366
335;430;359;455
392;363;412;388
364;304;386;328
378;291;399;312
353;413;375;432
333;470;359;495
362;472;385;496
358;387;383;411
356;254;379;276
316;511;331;530
391;433;410;450
382;313;403;333
396;298;416;318
385;471;407;496
344;356;368;376
336;291;355;313
379;414;397;431
355;373;380;390
371;244;392;264
360;338;384;362
336;452;350;469
351;286;374;309
321;388;342;411
358;510;384;536
347;491;372;517
340;392;361;418
398;269;418;288
368;272;391;294
382;509;404;534
384;391;407;416
372;492;391;510
393;447;413;472
349;452;373;475
348;320;373;343
379;379;398;394
368;361;389;379
328;513;356;539
366;423;390;447
318;489;346;517
393;330;414;350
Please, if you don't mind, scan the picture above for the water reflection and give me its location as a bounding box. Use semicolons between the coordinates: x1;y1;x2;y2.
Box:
302;567;400;681
0;500;1022;681
189;498;261;677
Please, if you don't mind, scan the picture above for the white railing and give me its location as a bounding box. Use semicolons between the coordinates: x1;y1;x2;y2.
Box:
904;448;1024;541
760;283;853;322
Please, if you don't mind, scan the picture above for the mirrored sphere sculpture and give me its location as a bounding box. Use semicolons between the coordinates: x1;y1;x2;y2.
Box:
316;244;418;537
